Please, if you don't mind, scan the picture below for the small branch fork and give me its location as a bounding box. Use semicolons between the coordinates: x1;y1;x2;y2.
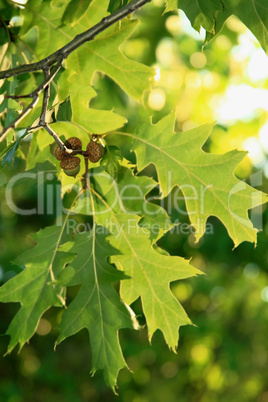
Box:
0;0;151;150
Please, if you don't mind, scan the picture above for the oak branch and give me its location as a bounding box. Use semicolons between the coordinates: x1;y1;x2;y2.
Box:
0;0;151;149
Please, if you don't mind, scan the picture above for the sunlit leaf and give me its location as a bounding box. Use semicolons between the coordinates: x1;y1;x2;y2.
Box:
168;0;268;51
109;214;201;350
0;225;73;353
132;112;268;246
56;227;133;390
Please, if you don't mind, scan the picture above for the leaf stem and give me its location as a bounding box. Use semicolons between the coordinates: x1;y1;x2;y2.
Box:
83;157;89;190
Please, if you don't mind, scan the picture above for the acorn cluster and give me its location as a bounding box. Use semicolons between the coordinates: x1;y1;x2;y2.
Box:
50;136;106;177
50;137;82;177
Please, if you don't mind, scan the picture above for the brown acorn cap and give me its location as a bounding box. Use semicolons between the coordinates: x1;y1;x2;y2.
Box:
54;145;69;161
60;156;80;169
65;137;82;150
60;156;81;177
86;140;105;163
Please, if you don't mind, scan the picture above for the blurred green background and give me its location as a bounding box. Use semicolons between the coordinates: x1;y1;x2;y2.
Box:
0;0;268;401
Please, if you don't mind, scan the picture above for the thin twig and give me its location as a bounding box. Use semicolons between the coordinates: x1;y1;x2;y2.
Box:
40;123;72;153
0;58;63;142
39;67;51;125
83;157;89;190
5;94;32;99
0;97;39;140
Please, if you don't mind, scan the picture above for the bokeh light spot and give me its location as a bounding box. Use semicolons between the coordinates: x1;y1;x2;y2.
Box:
190;344;210;365
259;121;268;154
247;48;268;82
154;66;161;82
156;38;175;67
36;318;52;336
133;367;150;385
215;85;268;124
261;287;268;302
214;35;232;51
165;15;181;35
21;355;41;376
243;137;264;167
243;263;260;279
190;52;207;69
206;364;224;390
148;88;166;110
173;282;192;302
160;361;178;378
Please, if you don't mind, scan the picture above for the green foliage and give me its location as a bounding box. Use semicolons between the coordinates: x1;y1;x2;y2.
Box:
63;18;155;101
0;130;27;168
0;0;267;391
132;113;268;246
100;145;123;178
167;0;268;52
61;0;93;26
109;214;201;350
0;225;71;353
57;228;133;391
108;0;132;13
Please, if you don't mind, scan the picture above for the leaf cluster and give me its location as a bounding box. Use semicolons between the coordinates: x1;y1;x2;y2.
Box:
0;0;267;390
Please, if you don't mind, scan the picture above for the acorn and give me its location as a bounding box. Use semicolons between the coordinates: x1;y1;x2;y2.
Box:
60;156;81;177
65;137;82;150
50;142;68;161
86;140;105;163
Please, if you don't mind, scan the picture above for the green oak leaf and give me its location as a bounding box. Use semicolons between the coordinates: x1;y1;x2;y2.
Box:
70;166;172;240
21;0;70;58
20;0;106;60
0;225;73;353
65;18;155;100
67;182;196;350
56;227;134;390
24;0;153;102
58;71;127;133
207;0;268;52
20;1;154;135
21;0;106;58
100;145;123;179
131;112;268;246
109;214;201;350
168;0;268;52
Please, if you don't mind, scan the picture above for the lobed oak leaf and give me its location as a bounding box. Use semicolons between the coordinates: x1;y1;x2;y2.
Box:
131;112;268;246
